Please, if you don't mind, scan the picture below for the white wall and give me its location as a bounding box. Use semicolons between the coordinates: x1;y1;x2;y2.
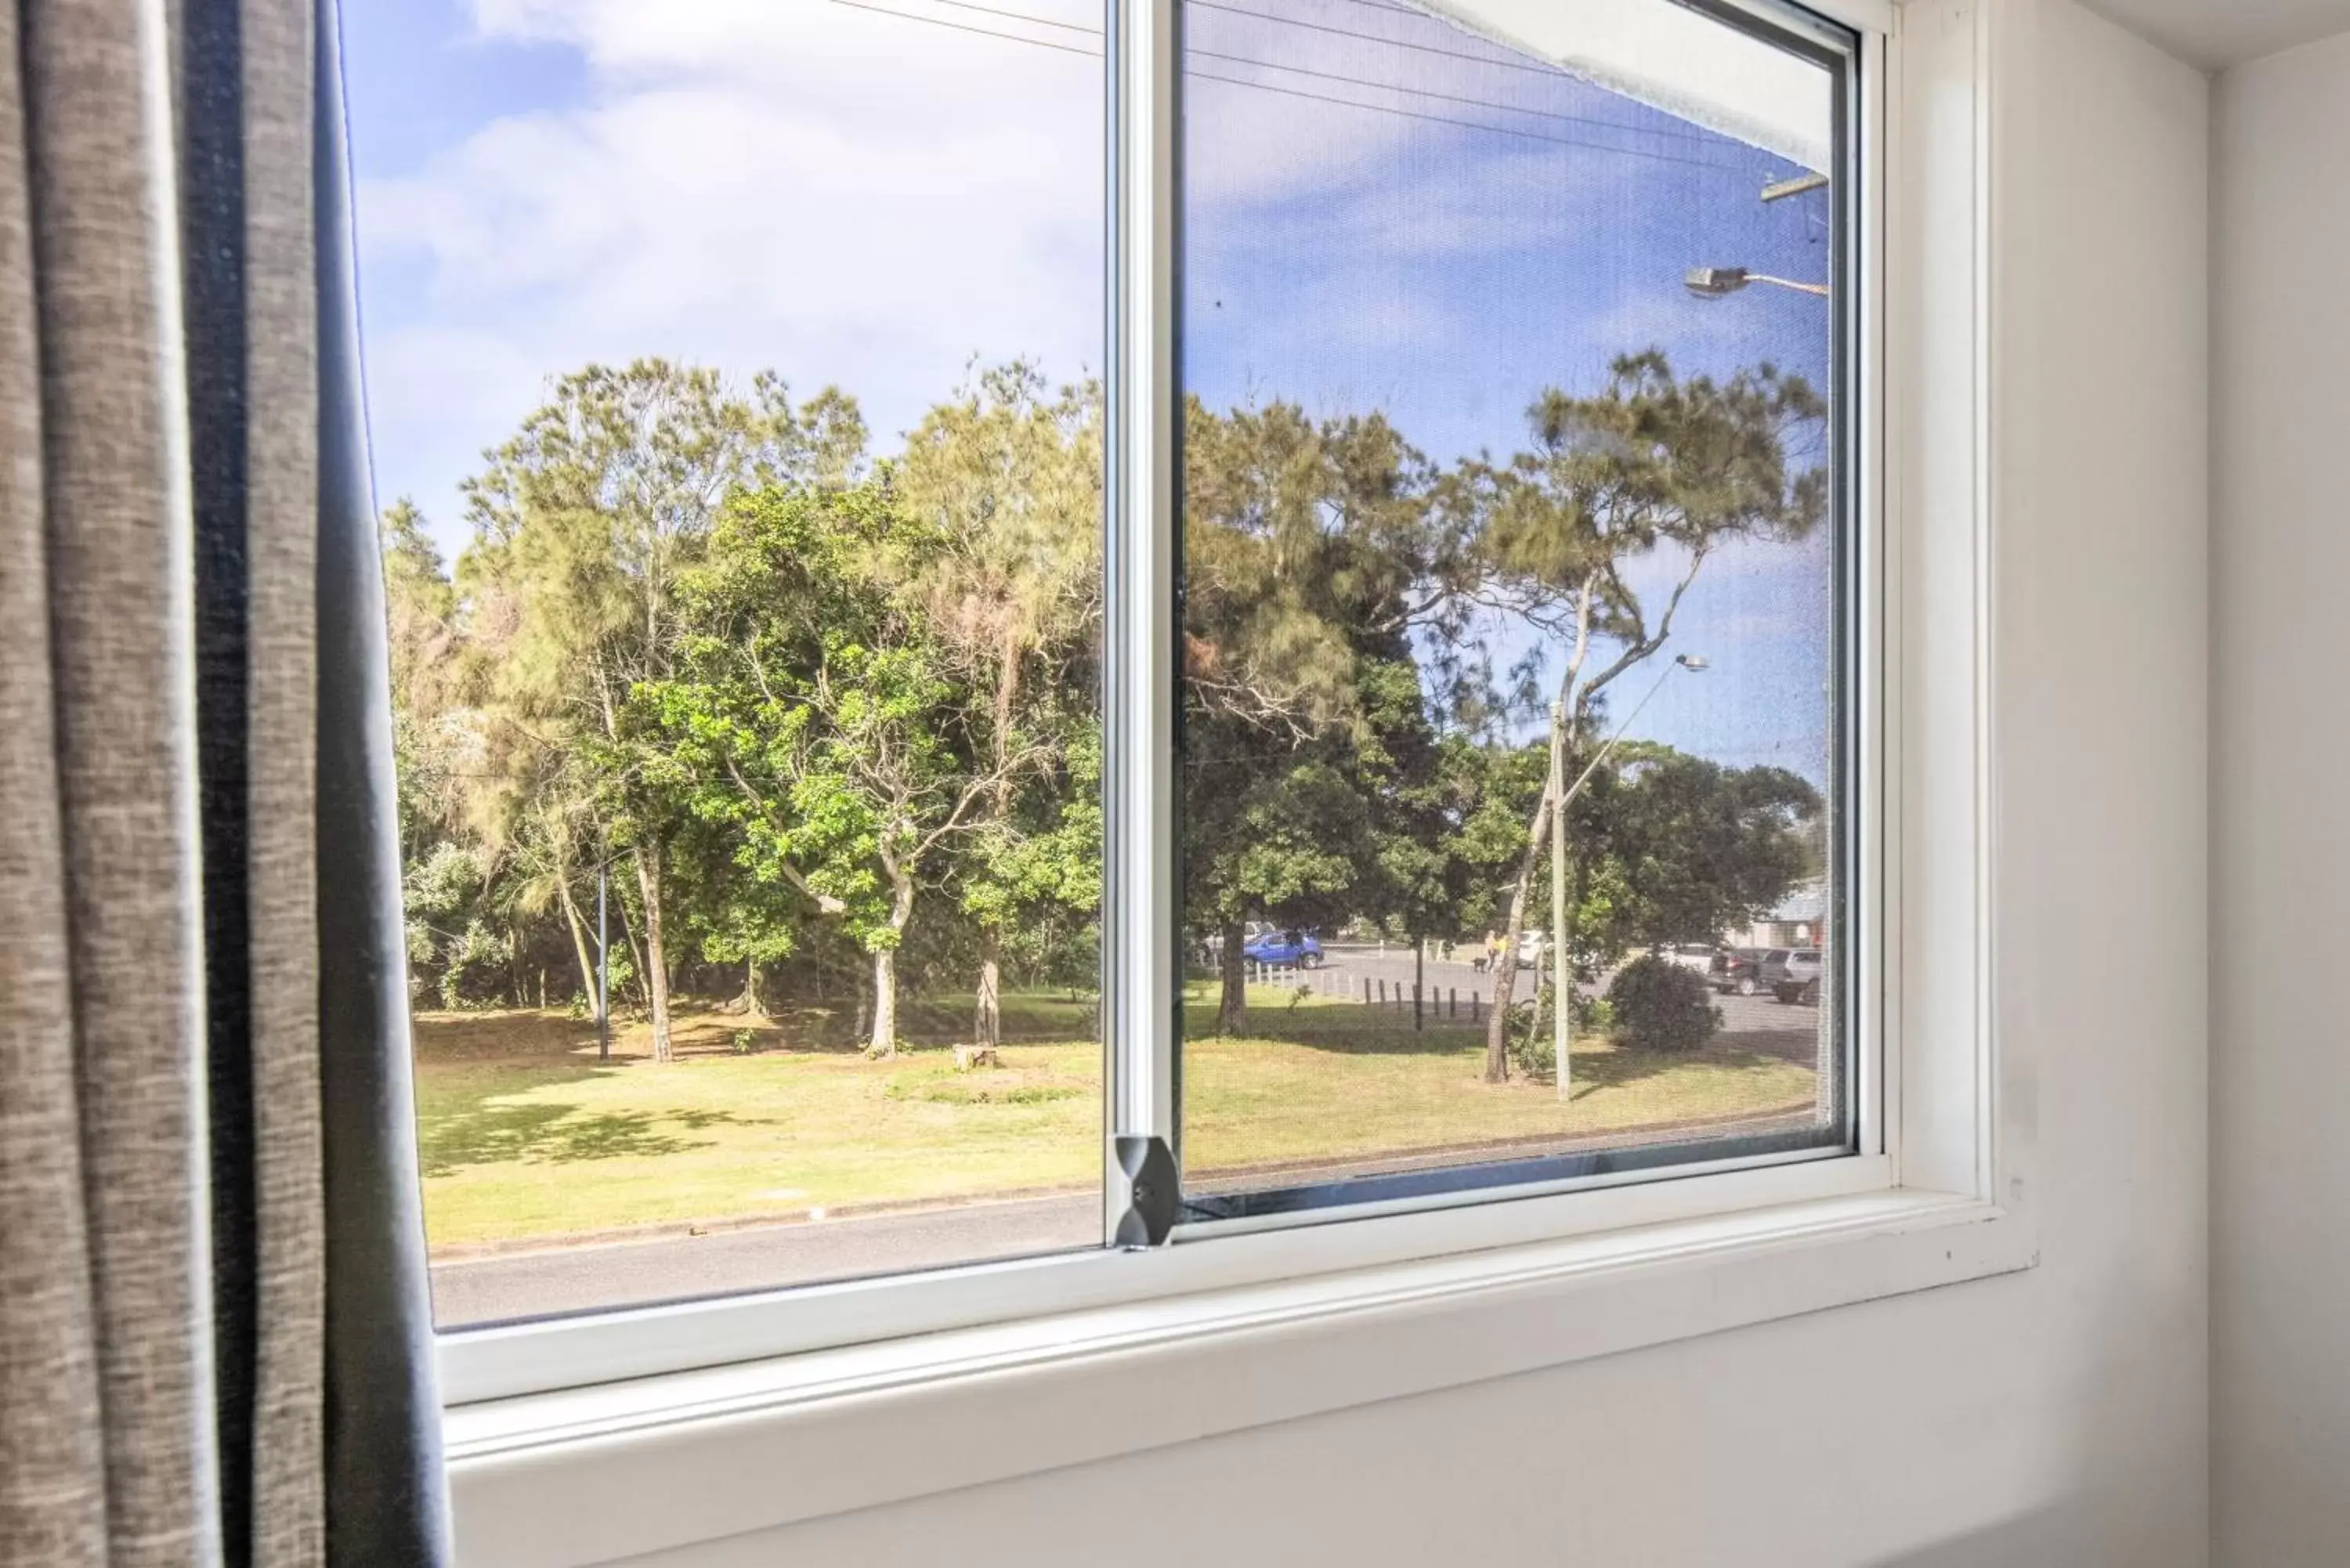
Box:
615;5;2212;1563
2212;31;2350;1568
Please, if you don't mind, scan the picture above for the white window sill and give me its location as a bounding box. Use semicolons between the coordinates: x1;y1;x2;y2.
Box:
444;1183;2034;1568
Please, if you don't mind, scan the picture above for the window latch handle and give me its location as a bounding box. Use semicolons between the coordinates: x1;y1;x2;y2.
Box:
1112;1135;1178;1248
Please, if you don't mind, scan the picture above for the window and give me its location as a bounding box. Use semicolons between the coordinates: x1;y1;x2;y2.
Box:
352;0;1876;1367
345;0;1109;1325
1170;0;1856;1223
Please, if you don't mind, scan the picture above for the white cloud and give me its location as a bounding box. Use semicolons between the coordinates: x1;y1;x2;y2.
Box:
357;0;1110;547
353;0;1741;550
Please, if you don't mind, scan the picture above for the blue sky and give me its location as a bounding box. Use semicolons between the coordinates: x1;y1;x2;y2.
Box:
343;0;1838;782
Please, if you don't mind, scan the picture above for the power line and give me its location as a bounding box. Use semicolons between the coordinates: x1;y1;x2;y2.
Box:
1187;0;1686;104
921;0;1724;152
1185;44;1714;145
831;0;1100;55
913;0;1729;150
827;0;1745;172
916;0;1098;31
1184;69;1730;170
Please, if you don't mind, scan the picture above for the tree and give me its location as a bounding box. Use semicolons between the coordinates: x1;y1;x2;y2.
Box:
895;363;1103;1048
959;719;1104;1031
653;482;1032;1057
1569;747;1822;962
459;359;862;1060
1179;399;1450;1034
1470;352;1827;1081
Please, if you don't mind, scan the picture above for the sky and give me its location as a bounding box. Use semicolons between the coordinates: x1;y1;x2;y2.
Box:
342;0;1841;784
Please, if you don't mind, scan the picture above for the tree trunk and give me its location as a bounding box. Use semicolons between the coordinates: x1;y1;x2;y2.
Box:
1217;918;1247;1036
634;844;672;1063
734;955;768;1020
613;890;648;1013
869;946;898;1058
555;876;602;1027
866;865;917;1058
1484;795;1553;1083
975;927;1003;1050
973;644;1019;1056
1522;943;1548;1068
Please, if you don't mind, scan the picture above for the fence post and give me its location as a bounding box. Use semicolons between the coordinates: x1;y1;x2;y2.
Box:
1448;988;1456;1019
1471;993;1480;1024
1413;983;1422;1031
1362;977;1372;1006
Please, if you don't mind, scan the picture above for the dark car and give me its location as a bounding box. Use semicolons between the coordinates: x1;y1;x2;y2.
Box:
1710;947;1778;995
1243;929;1324;968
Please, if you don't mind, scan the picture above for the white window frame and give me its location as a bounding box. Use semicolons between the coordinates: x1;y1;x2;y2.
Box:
439;1;2033;1559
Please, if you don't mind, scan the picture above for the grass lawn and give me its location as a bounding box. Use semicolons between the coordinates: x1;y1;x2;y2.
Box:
412;986;1819;1250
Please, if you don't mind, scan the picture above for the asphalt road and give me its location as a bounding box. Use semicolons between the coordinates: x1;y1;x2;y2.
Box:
1272;946;1823;1035
1289;942;1502;1011
432;1190;1102;1327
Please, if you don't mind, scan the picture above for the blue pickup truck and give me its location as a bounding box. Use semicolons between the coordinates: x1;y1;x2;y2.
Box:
1242;928;1324;969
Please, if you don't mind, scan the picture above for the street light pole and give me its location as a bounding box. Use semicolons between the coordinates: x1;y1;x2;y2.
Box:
1551;653;1708;1101
596;864;610;1062
1549;697;1571;1098
1760;172;1830;202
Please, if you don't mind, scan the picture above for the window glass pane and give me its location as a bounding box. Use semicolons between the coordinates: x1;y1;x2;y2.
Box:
345;0;1106;1324
1177;0;1849;1217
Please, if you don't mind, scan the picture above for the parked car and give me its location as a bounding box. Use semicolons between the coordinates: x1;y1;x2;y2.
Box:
1654;943;1719;975
1515;930;1547;970
1243;928;1324;968
1773;948;1823;1005
1711;947;1779;995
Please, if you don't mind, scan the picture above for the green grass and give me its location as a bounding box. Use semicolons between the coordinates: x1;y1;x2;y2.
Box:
411;985;1819;1249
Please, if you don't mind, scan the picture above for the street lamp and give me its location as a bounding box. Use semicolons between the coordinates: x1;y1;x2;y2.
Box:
1551;652;1709;1100
1685;266;1831;300
1760;172;1831;203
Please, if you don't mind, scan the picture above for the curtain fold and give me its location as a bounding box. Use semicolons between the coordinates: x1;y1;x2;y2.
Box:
0;1;450;1563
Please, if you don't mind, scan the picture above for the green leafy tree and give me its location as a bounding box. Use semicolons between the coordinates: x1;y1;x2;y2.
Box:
895;363;1103;1047
1570;747;1822;961
960;719;1105;1017
1468;352;1827;1080
458;359;862;1060
1180;399;1444;1033
653;482;1027;1057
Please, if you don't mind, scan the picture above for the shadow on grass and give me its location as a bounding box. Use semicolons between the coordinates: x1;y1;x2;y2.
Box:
416;1061;766;1176
1725;1024;1828;1067
1556;1042;1799;1102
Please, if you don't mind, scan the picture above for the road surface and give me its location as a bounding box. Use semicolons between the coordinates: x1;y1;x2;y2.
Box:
432;1190;1101;1327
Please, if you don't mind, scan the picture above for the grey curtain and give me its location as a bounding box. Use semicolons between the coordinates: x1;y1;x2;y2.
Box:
0;0;450;1564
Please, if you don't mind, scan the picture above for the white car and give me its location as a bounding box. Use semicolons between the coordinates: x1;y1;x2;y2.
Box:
1773;948;1824;1004
1515;930;1547;970
1654;943;1719;975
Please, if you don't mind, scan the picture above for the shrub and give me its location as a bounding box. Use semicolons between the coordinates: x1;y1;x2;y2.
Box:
1507;982;1618;1077
436;919;513;1010
1606;956;1720;1053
